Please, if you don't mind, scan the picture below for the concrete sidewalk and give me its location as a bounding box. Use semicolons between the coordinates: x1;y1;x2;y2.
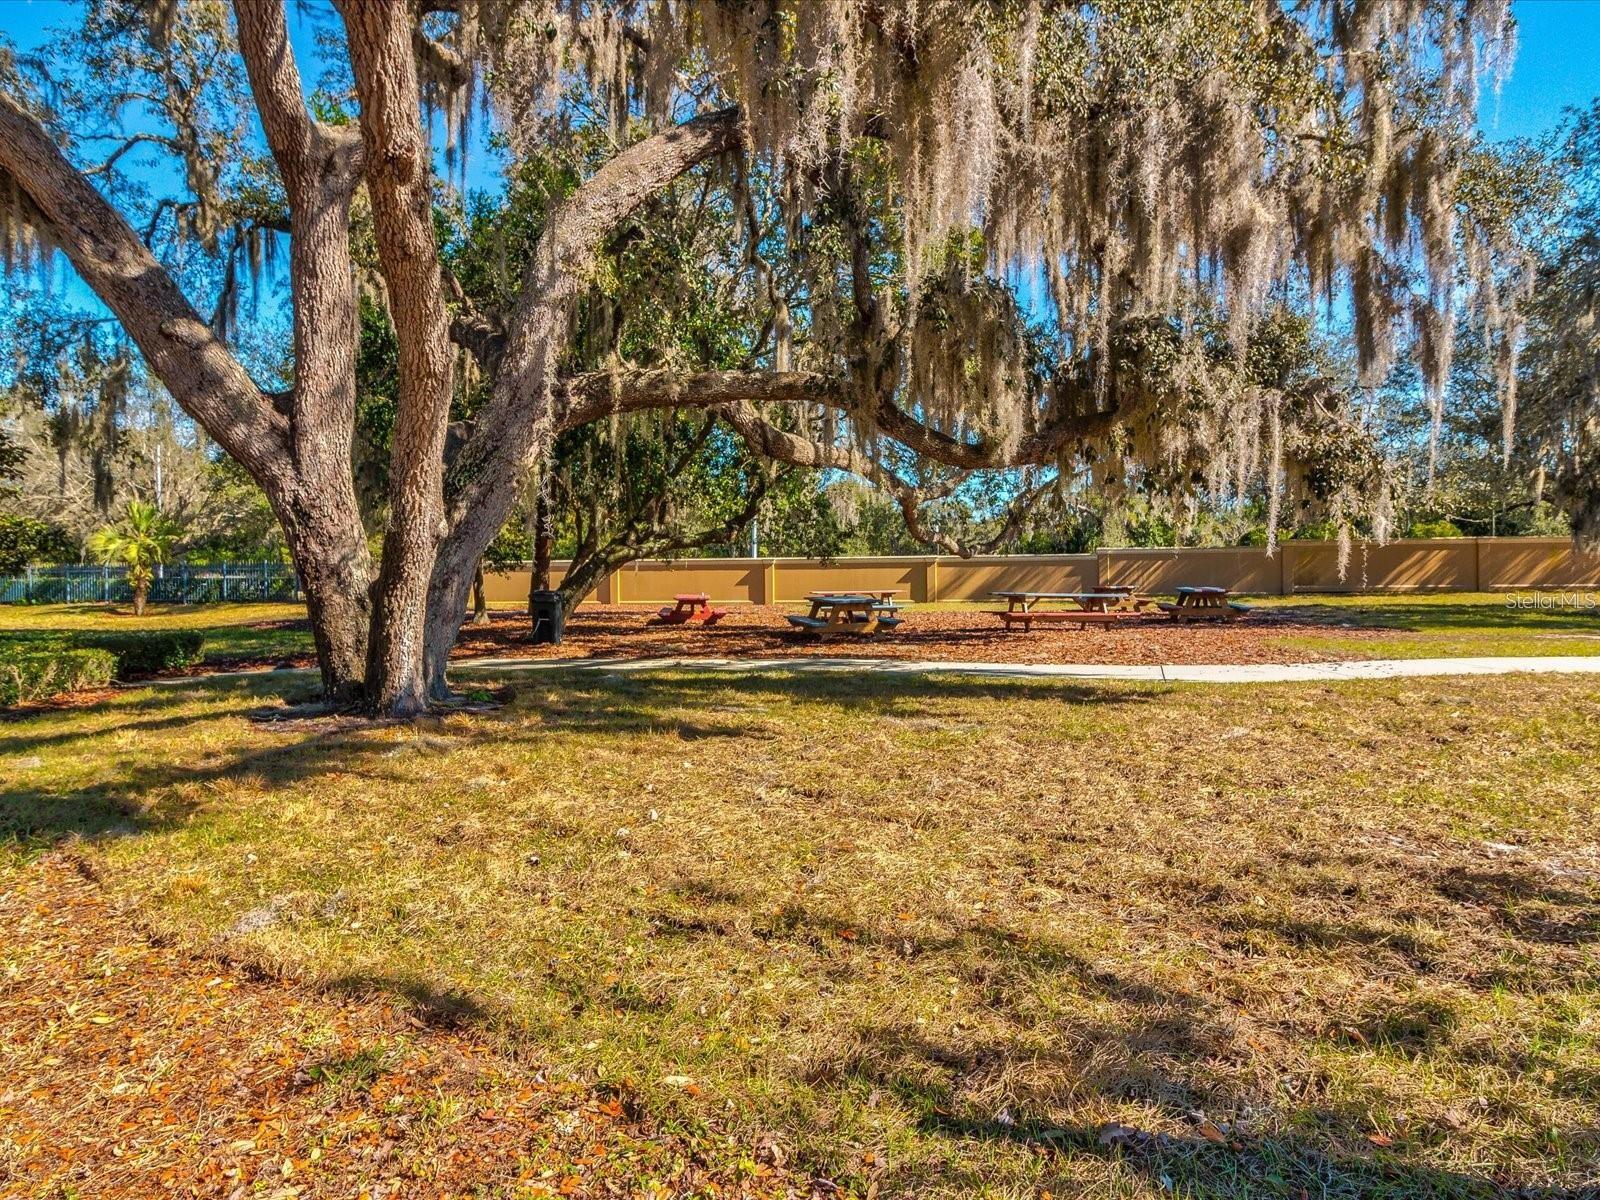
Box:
451;653;1600;684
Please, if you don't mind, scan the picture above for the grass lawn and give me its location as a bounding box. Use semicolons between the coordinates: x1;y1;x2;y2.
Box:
1257;592;1600;659
4;664;1597;1197
0;601;314;664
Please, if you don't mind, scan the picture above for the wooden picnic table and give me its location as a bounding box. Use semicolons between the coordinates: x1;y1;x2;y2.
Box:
989;589;1153;630
786;592;903;636
1159;586;1250;622
810;588;903;603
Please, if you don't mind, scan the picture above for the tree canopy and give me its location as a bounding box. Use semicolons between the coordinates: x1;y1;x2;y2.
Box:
0;0;1550;713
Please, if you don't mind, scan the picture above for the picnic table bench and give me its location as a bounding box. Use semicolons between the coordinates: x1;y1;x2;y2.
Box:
1157;586;1252;622
990;589;1154;631
653;592;728;625
786;592;903;636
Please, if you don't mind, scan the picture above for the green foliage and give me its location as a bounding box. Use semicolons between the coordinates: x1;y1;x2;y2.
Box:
0;644;116;707
87;501;178;604
0;627;204;704
68;630;205;675
0;513;72;575
1405;518;1465;539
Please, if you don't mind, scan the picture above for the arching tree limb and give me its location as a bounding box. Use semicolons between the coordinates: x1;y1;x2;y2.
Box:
421;107;745;697
0;91;287;478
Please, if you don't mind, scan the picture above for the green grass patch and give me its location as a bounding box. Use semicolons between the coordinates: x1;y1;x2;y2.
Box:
3;667;1597;1196
0;602;312;664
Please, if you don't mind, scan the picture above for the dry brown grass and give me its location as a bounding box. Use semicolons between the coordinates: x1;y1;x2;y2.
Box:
3;667;1598;1197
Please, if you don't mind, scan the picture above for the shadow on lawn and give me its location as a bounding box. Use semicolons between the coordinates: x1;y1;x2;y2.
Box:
5;668;1586;1196
0;679;414;848
512;663;1158;725
895;1118;1591;1199
0;668;1149;851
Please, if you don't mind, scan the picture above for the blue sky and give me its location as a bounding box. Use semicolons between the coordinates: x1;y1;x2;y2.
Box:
1479;0;1600;142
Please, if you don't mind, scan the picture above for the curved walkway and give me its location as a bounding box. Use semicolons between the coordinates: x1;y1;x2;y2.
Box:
452;653;1600;684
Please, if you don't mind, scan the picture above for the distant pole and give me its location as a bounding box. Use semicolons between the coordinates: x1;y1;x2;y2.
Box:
749;513;759;558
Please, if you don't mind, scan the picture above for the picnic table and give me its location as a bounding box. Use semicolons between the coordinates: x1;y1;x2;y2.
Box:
653;592;727;625
809;588;903;603
786;592;903;636
990;589;1153;630
1157;586;1251;622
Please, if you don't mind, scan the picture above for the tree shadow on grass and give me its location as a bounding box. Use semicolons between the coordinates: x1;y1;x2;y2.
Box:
324;972;490;1030
895;1117;1593;1199
0;681;418;849
1435;863;1600;946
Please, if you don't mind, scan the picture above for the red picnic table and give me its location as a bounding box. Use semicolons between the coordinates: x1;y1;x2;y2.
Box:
653;592;728;625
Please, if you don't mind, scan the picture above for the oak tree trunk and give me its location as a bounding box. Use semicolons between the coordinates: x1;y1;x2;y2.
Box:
342;0;456;715
471;565;490;624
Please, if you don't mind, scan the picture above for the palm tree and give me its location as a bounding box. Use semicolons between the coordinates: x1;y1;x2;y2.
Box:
88;500;178;616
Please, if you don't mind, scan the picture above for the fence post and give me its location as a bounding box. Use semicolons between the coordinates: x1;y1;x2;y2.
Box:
221;561;229;601
102;563;109;603
25;565;33;604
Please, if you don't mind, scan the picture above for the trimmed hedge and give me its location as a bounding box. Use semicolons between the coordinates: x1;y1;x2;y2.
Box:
0;646;118;706
70;631;206;675
0;630;206;706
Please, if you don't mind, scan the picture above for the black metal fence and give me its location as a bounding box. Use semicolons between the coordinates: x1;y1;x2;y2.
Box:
0;562;302;605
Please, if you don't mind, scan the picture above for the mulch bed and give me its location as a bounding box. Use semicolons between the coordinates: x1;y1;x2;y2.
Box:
0;855;805;1199
446;604;1399;666
142;605;1399;686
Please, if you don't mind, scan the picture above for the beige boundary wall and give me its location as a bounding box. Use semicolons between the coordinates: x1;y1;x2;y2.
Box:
478;537;1600;606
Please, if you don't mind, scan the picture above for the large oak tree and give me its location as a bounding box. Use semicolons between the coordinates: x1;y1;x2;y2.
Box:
0;0;1522;714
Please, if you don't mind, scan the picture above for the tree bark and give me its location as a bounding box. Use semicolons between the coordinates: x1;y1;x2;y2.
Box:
471;565;489;624
236;0;374;701
340;0;456;715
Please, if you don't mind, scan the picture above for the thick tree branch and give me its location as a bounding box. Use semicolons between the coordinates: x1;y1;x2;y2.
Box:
446;107;745;515
556;367;1119;471
0;91;288;476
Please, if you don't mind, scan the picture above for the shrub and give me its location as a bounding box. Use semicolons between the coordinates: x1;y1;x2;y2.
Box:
1405;518;1465;539
0;630;206;706
70;631;206;675
0;646;118;706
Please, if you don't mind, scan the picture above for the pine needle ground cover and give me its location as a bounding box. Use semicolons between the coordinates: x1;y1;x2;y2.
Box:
3;667;1597;1198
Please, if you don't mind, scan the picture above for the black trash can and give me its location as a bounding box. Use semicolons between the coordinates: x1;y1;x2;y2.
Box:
529;589;565;644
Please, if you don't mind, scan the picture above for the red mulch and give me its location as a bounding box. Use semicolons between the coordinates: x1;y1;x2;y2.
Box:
0;856;805;1199
446;604;1397;666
